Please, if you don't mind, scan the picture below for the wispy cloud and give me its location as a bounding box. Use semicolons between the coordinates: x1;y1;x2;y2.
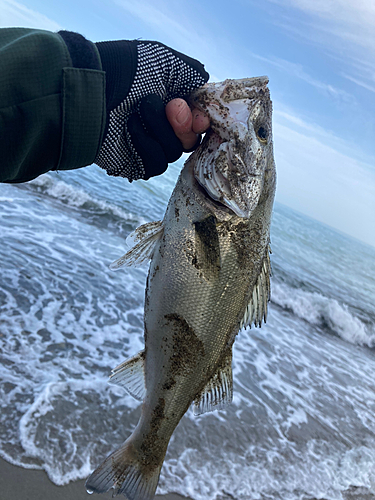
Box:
273;109;375;247
114;0;214;64
266;0;375;93
250;52;354;103
275;106;371;164
342;74;375;94
0;0;62;30
270;0;375;50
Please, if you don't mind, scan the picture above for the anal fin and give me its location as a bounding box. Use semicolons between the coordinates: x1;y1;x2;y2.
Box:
109;350;146;401
193;349;233;416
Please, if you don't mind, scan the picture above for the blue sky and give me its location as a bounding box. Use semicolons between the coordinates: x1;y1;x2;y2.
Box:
1;0;374;246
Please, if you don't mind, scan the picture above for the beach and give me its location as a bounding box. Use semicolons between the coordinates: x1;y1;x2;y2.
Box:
0;456;191;500
1;170;375;499
2;456;375;500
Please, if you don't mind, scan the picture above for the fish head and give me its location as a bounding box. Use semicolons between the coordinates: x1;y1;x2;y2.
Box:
189;78;276;218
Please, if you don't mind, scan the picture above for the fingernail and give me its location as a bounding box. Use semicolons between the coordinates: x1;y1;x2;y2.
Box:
176;104;190;125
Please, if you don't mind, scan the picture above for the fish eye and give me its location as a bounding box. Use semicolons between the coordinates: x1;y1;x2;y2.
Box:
256;126;268;143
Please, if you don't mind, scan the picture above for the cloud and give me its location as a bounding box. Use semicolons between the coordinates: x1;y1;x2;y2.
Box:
273;110;375;247
0;0;62;31
342;74;375;94
266;0;375;93
250;52;354;103
270;0;375;50
114;0;213;63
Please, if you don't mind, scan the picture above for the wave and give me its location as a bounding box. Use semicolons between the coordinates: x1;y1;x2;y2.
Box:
18;379;138;485
271;281;375;347
25;174;139;223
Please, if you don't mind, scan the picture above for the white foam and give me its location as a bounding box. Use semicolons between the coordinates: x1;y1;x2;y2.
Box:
271;281;375;347
2;168;375;499
28;174;138;222
19;379;140;485
158;441;375;500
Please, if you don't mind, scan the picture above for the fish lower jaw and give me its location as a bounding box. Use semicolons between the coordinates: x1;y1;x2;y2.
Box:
192;137;252;218
194;169;249;218
193;172;236;217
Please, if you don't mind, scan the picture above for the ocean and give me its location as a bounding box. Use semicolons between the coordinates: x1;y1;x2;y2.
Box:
1;159;375;500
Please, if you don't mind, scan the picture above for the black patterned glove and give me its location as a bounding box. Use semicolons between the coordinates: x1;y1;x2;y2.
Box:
95;40;209;181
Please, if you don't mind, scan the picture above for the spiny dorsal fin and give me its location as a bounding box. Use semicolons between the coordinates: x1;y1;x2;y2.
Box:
193;350;233;416
109;351;146;401
240;247;271;329
110;220;164;269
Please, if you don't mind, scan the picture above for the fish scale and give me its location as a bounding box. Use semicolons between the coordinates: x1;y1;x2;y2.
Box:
86;78;276;499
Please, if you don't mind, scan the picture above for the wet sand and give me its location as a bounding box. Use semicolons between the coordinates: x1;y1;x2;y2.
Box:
2;455;375;500
0;456;191;500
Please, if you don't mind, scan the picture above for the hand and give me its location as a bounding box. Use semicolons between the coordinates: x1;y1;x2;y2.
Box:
95;40;210;181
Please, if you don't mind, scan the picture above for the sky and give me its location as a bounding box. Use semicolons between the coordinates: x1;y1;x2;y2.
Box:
1;0;374;247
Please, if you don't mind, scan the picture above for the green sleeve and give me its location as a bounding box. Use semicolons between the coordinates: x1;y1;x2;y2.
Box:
0;28;107;183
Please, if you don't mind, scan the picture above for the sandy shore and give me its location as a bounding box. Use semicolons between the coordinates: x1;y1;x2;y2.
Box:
0;456;192;500
2;455;375;500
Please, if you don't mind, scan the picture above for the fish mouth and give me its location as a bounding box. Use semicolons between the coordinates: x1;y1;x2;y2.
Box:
194;164;247;218
193;133;250;218
193;171;234;214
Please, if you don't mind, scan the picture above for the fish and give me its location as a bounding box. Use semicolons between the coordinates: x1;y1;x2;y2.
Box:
86;77;276;499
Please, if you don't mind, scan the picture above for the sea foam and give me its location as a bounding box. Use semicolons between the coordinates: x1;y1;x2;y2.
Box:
27;174;140;223
2;167;375;499
271;281;375;347
19;379;140;485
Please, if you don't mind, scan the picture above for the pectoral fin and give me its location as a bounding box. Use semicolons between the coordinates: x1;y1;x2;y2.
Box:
240;247;271;329
109;350;146;401
193;350;233;416
110;220;164;269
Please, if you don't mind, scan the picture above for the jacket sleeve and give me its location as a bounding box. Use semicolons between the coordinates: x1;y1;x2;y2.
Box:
0;28;107;183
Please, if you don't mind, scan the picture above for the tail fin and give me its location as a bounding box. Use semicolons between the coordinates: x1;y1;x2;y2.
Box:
85;440;162;500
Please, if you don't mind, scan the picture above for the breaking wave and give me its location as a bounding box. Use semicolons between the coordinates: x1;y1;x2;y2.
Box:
3;166;375;499
25;174;139;223
271;281;375;347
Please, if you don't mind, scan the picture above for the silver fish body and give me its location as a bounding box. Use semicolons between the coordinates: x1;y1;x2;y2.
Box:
86;78;276;500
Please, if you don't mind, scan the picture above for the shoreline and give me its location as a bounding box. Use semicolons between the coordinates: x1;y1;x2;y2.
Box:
0;456;192;500
2;450;375;500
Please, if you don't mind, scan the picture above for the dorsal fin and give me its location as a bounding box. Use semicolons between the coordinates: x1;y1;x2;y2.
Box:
110;221;164;269
240;247;271;329
193;350;233;416
109;351;146;401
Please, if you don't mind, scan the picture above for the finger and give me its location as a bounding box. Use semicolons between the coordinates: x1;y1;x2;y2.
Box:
191;108;210;134
128;113;168;180
139;95;183;163
138;41;209;95
165;99;199;151
166;45;210;87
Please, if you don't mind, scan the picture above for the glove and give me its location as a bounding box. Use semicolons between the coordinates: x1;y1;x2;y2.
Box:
95;40;209;181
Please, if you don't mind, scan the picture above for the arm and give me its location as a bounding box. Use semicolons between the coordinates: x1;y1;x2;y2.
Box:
0;28;106;183
0;28;209;183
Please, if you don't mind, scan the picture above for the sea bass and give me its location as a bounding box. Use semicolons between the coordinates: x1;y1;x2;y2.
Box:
86;77;276;499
